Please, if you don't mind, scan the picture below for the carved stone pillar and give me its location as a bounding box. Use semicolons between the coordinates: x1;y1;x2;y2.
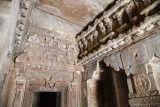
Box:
87;62;101;107
150;56;160;90
87;79;98;107
14;78;26;107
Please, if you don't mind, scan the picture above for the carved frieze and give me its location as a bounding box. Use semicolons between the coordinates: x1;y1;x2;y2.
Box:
76;0;160;65
14;0;33;56
129;96;160;107
15;62;77;73
129;90;160;98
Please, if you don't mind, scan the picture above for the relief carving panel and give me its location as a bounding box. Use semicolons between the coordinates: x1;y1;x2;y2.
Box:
133;74;151;94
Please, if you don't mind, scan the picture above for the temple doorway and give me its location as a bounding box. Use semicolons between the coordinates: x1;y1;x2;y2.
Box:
32;91;61;107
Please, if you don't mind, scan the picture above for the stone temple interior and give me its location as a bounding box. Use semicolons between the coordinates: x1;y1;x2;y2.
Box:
0;0;160;107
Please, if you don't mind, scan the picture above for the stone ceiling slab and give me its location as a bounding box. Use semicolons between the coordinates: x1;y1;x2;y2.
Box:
37;0;102;27
31;9;82;36
96;0;114;7
34;0;115;36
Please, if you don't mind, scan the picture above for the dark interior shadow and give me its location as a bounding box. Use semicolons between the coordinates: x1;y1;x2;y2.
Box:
32;91;61;107
96;61;130;107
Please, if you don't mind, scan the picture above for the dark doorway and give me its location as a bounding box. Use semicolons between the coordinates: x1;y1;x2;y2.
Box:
97;61;130;107
32;91;61;107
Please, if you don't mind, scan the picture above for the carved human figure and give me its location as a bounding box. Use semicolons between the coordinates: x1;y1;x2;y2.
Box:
93;30;98;45
78;41;84;53
113;12;123;26
82;38;88;51
98;22;106;36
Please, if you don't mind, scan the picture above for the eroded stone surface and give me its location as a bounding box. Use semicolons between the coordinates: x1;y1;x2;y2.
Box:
1;0;160;107
37;0;109;27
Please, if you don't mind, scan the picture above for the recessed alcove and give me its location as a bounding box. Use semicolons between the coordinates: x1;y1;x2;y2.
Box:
97;61;130;107
32;91;62;107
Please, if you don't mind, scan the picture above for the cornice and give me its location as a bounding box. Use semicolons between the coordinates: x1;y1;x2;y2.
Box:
76;0;160;65
13;0;34;56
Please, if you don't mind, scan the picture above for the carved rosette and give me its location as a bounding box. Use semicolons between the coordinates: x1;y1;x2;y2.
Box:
133;74;151;94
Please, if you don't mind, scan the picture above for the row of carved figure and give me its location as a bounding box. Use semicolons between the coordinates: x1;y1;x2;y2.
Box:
14;0;30;56
77;0;160;65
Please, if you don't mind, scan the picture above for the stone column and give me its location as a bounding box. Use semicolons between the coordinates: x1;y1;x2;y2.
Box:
14;78;26;107
87;62;101;107
87;79;98;107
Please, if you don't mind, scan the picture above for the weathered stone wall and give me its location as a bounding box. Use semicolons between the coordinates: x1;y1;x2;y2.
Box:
3;1;84;107
1;0;160;107
81;62;97;107
77;0;160;106
0;0;20;106
81;28;160;107
121;28;160;107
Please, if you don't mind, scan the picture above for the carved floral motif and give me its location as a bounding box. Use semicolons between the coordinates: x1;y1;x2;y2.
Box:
133;74;151;94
